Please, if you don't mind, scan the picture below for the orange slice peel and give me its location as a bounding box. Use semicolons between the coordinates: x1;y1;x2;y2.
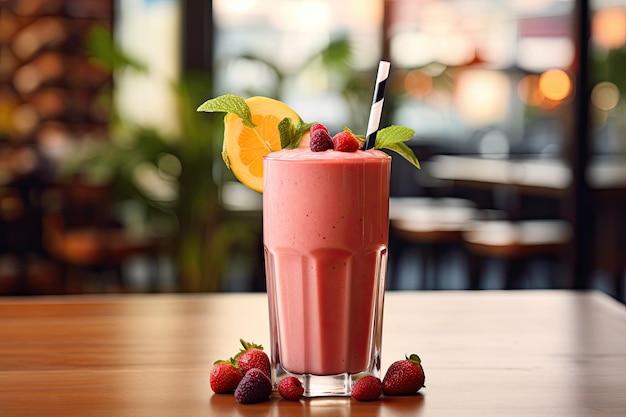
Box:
198;95;310;193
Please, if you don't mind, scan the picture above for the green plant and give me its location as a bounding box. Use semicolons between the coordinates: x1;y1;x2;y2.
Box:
61;27;375;292
60;28;261;292
215;35;377;132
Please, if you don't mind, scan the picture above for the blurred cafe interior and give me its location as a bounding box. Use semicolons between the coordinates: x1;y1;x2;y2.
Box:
0;0;624;302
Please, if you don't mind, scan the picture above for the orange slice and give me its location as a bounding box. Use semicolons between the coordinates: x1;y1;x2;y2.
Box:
222;96;309;193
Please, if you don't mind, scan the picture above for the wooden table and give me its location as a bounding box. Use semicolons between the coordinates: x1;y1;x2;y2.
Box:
1;291;625;417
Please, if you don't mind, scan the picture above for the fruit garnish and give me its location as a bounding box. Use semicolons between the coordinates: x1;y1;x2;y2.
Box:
332;131;361;152
373;125;420;169
340;125;418;167
234;368;272;404
209;357;243;394
351;375;383;401
310;122;329;135
197;95;312;193
197;94;255;128
197;94;420;192
234;339;271;378
277;376;305;400
309;124;334;152
382;353;426;396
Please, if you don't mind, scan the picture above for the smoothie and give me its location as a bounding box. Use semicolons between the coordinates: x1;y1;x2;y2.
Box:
263;148;391;381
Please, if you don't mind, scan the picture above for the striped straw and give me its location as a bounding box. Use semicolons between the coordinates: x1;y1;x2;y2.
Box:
365;60;390;149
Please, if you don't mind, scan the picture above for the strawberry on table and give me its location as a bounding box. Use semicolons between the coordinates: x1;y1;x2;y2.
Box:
351;375;383;401
209;358;243;394
382;354;426;395
235;339;271;378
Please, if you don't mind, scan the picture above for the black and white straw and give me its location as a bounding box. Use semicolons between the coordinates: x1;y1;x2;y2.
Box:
365;61;390;150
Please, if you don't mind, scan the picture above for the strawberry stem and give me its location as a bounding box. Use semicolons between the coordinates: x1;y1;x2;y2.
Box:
214;357;239;367
234;339;265;360
240;339;264;351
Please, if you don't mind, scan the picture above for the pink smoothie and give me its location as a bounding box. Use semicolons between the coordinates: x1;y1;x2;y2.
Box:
263;148;390;376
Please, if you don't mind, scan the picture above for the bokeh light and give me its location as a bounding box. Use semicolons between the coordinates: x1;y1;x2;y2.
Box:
538;69;571;101
455;69;509;125
517;74;543;106
591;81;620;111
592;7;626;49
404;69;433;98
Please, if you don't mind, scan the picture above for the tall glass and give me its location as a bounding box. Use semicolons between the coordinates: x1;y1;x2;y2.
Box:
263;148;391;397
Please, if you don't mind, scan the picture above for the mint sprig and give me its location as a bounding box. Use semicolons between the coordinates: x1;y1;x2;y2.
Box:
374;125;420;169
197;94;256;128
278;117;314;149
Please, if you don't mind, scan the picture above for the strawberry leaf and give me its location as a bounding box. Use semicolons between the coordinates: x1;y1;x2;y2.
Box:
406;353;422;365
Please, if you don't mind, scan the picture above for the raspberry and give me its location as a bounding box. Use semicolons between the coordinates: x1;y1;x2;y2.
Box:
234;368;272;404
310;122;329;135
351;375;383;401
310;128;334;152
332;131;360;152
277;376;304;400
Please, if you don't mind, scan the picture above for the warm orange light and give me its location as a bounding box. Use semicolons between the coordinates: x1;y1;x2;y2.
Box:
538;98;562;111
593;7;626;49
538;69;571;101
404;69;433;98
455;69;509;125
517;74;544;106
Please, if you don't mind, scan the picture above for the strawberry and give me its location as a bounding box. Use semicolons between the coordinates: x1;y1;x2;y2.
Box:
209;358;243;394
277;376;304;400
332;131;360;152
382;354;426;395
234;368;272;404
351;375;383;401
235;339;271;378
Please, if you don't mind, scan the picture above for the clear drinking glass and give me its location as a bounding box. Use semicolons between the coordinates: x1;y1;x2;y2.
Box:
263;148;391;397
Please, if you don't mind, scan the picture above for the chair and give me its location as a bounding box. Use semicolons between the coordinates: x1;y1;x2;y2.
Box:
389;197;477;289
462;219;571;290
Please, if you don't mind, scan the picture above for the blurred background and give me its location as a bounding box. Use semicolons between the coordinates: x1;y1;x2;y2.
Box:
0;0;624;301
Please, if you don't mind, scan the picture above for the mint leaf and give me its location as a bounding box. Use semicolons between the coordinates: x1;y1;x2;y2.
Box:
279;117;313;149
374;125;420;169
197;94;256;128
381;142;420;168
374;125;415;146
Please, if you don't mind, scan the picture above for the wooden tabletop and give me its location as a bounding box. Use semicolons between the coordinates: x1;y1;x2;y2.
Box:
1;290;625;417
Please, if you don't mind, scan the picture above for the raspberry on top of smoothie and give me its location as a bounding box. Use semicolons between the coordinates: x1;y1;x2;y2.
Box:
197;94;419;192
